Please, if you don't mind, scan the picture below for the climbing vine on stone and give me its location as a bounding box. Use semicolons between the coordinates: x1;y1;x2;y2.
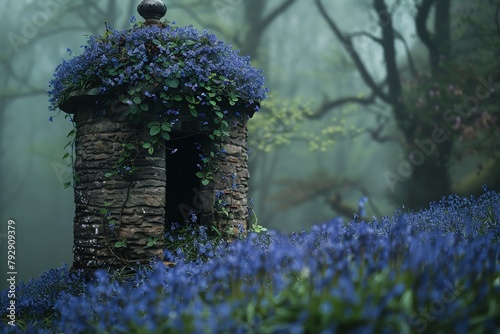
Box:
49;18;266;186
47;18;267;257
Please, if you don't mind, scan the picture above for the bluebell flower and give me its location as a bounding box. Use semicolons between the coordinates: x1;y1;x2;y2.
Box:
357;196;368;217
48;23;267;113
3;189;499;332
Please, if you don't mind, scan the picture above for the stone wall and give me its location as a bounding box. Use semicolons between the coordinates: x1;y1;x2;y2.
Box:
72;102;165;270
211;114;251;237
65;93;253;270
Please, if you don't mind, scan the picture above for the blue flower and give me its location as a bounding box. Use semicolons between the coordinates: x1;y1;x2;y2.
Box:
48;23;267;112
3;189;499;333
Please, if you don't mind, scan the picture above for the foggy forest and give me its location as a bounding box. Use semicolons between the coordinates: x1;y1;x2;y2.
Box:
0;1;499;330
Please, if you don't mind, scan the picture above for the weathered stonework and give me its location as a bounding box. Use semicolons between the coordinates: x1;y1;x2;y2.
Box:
61;91;254;271
212;117;251;235
64;96;166;270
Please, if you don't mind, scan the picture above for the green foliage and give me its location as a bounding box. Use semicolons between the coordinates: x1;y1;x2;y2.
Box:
62;114;77;189
248;94;363;154
48;22;267;243
164;223;226;263
248;204;267;233
145;237;159;248
114;240;127;249
49;24;265;187
3;190;500;332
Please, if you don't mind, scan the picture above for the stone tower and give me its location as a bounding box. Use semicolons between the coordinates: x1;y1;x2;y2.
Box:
55;0;261;272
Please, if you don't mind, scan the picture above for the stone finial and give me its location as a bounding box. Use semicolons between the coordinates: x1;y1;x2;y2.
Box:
137;0;167;25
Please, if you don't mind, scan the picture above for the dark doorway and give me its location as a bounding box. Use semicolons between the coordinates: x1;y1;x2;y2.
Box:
165;132;206;227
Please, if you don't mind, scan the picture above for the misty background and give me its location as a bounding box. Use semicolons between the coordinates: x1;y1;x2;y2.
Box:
1;0;499;289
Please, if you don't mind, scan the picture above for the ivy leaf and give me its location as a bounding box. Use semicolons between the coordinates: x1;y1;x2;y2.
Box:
196;172;205;179
114;241;127;248
67;130;76;138
132;96;142;104
161;131;170;140
142;142;152;149
161;122;172;132
128;104;138;115
215;111;224;119
165;78;180;89
150;126;161;136
190;108;198;117
146;237;158;248
148;147;155;155
201;179;210;186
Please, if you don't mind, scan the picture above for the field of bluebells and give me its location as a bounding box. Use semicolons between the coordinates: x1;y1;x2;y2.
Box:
1;188;500;333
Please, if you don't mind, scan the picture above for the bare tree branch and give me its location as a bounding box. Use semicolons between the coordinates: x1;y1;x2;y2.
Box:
394;29;417;77
261;0;298;32
308;93;376;119
315;0;391;104
366;123;404;146
349;31;383;44
373;0;403;107
416;0;435;48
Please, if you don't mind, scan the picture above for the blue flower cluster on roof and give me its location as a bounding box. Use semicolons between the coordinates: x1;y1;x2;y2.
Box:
48;23;267;111
1;189;499;333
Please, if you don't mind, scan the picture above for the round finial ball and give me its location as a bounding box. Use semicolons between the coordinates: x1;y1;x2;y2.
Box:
137;0;167;21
